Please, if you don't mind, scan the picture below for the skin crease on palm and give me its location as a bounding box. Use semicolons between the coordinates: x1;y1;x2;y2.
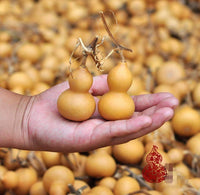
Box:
19;74;179;153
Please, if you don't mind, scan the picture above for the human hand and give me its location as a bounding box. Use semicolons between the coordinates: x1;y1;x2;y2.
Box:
22;75;179;153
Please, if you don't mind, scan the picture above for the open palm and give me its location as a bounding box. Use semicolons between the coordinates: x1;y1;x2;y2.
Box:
26;75;178;153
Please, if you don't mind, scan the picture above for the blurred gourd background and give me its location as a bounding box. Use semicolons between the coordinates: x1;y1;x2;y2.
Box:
0;0;200;194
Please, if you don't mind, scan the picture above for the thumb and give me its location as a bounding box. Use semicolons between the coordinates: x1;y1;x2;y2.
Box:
90;74;109;96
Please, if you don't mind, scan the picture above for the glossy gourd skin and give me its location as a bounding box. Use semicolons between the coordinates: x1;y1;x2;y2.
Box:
98;62;135;120
107;61;133;92
43;165;74;195
57;66;96;121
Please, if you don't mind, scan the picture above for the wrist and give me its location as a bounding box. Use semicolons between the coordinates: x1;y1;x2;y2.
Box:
12;95;36;149
0;88;36;149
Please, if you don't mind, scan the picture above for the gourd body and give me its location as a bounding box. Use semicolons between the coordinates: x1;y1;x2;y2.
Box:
57;66;95;121
98;62;135;120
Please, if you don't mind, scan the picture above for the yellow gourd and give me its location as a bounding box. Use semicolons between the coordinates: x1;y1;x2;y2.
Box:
57;65;96;121
98;61;135;120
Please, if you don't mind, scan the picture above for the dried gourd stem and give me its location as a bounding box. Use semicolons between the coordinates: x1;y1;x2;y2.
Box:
80;55;88;68
79;38;92;54
99;11;132;52
9;148;17;164
123;167;153;190
102;48;118;63
118;49;125;62
94;37;106;70
185;92;194;108
27;151;46;176
75;175;89;181
68;38;89;78
15;149;29;167
86;36;103;70
78;36;104;70
71;152;80;169
192;155;200;176
116;165;152;190
99;11;132;62
160;139;175;151
68;40;81;74
184;150;200;177
128;190;152;195
68;184;78;195
81;38;97;67
68;184;88;195
87;36;98;52
63;153;83;171
63;154;76;171
76;185;89;194
95;36;105;48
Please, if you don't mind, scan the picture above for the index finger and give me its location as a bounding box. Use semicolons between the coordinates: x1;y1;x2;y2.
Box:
133;92;177;111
